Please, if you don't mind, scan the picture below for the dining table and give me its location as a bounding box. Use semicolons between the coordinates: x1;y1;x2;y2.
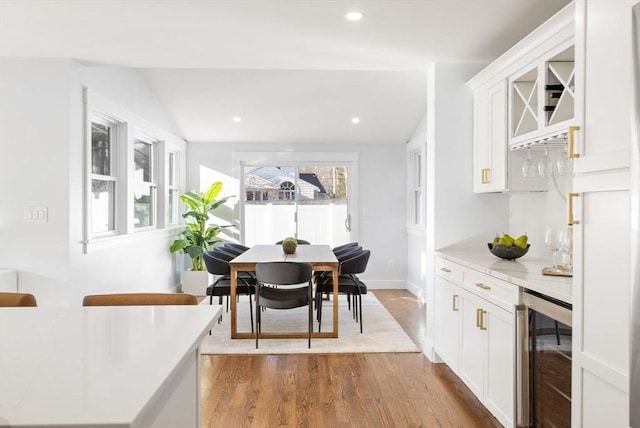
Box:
229;244;339;339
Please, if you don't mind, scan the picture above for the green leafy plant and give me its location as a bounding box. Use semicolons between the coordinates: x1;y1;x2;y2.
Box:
169;182;233;271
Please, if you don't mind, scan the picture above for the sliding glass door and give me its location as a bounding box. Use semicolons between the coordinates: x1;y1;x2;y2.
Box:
242;165;351;247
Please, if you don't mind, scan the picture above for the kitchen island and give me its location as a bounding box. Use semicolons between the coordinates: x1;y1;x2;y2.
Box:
0;304;222;428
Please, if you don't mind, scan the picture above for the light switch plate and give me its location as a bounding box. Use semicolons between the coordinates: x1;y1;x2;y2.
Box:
24;207;48;223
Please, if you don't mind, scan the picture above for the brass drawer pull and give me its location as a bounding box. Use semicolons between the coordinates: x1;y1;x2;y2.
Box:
452;294;459;312
479;309;487;330
475;282;491;290
440;267;451;273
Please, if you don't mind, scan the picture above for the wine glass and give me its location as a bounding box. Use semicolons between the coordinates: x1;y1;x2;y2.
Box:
544;225;562;269
538;145;553;177
557;147;573;175
522;148;535;178
558;226;573;272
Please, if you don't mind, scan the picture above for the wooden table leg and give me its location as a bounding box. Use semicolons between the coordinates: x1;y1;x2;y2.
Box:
332;267;339;338
230;266;237;339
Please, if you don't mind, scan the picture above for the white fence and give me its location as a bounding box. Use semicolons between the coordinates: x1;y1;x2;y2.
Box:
244;203;349;247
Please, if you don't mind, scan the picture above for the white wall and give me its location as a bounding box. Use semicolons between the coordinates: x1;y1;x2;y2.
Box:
0;58;73;305
68;65;186;305
422;62;509;359
0;58;185;306
186;142;407;287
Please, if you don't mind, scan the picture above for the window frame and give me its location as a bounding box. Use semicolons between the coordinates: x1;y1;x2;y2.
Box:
406;143;425;232
89;113;123;237
132;134;158;231
83;88;186;253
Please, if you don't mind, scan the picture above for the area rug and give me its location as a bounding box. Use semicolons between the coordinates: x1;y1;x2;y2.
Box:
199;292;421;354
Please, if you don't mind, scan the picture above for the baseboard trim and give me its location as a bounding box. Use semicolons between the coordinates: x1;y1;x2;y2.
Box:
363;280;406;289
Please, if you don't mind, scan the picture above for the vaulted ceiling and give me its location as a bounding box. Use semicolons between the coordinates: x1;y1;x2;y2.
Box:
0;0;571;144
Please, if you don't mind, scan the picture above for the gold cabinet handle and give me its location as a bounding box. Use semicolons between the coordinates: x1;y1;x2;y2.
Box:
479;309;487;330
476;308;482;328
475;282;491;290
452;294;459;312
568;125;580;158
440;267;451;273
568;192;580;225
481;168;491;184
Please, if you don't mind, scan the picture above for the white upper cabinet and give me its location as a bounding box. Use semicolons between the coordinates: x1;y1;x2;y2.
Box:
473;80;507;193
468;3;577;193
572;0;633;174
510;42;576;147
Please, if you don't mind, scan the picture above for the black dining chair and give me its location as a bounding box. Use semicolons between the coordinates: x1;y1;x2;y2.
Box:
332;241;359;253
314;244;362;297
224;242;250;253
255;261;314;349
203;250;255;333
316;249;370;333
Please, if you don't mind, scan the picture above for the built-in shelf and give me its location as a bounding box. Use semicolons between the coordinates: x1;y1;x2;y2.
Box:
546;59;575;126
510;130;568;151
512;69;539;138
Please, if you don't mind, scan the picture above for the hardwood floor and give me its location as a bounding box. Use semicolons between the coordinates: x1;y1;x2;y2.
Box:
200;289;501;427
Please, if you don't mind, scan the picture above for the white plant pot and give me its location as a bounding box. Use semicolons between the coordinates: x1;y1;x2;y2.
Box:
182;270;210;296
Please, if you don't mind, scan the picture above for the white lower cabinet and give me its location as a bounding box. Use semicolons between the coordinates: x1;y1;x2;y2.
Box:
434;276;460;372
434;258;515;427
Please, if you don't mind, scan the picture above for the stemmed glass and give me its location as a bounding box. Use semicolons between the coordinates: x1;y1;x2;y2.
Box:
557;147;573;175
544;225;562;269
538;144;553;177
558;226;573;272
521;148;535;178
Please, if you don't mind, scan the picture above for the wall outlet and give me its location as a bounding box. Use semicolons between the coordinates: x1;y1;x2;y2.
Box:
387;259;395;270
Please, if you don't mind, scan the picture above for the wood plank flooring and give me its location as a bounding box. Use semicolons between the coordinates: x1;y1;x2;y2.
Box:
200;289;502;427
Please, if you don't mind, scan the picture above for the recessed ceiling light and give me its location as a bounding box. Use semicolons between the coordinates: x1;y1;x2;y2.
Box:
345;11;364;21
232;116;242;123
351;117;360;124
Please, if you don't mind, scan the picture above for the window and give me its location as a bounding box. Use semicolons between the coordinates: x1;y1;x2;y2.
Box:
167;152;179;225
413;151;423;225
84;89;187;252
408;148;424;228
133;138;157;229
90;117;119;234
279;181;296;200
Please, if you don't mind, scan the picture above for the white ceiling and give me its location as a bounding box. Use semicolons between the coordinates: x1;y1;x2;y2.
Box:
0;0;571;144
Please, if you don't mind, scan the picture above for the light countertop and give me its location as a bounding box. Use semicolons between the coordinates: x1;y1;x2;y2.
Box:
436;246;572;305
0;304;222;427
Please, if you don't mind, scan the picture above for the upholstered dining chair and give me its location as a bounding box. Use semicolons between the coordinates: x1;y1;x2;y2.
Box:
82;293;198;306
203;250;255;332
224;242;250;253
255;261;314;349
0;292;38;307
316;249;370;333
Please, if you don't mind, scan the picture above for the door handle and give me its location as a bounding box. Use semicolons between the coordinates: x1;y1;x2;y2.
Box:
568;125;580;158
452;294;459;312
345;214;351;232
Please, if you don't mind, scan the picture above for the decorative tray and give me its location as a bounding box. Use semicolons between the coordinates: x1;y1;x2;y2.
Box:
541;267;572;277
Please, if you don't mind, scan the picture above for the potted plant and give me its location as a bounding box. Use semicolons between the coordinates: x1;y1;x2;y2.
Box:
170;182;234;294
